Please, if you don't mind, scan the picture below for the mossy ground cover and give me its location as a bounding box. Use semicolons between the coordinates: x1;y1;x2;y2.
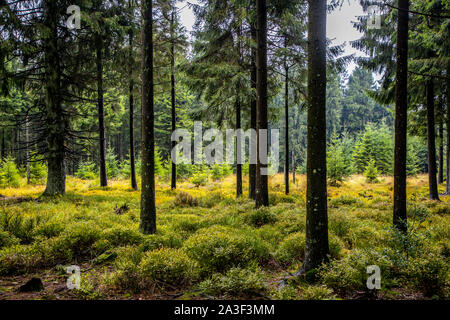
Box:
0;174;448;300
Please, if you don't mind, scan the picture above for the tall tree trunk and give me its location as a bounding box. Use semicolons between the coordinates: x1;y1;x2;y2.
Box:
426;79;440;200
43;0;66;196
393;0;409;232
255;0;269;208
303;0;329;272
171;10;177;190
284;57;289;195
292;151;296;184
96;33;108;187
446;63;450;195
236;97;243;197
438;114;444;184
140;0;157;235
129;31;138;191
1;128;5;159
25;115;30;184
249;24;257;200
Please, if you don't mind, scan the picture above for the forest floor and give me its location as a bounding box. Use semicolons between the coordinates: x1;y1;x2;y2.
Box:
0;174;448;300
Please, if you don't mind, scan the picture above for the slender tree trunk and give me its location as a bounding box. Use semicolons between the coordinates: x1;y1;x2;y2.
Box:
255;0;269;208
446;63;450;195
393;0;409;232
96;33;108;187
43;0;66;196
129;31;138;191
284;59;289;195
25;115;30;184
171;10;177;190
236;97;243;197
249;24;257;200
1;129;5;159
303;0;329;272
426;79;440;200
292;151;296;184
438;115;444;184
140;0;157;235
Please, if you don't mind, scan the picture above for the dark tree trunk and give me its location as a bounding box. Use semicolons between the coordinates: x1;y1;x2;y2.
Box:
255;0;269;208
292;151;296;184
43;0;66;196
140;0;157;235
284;58;289;195
438;115;444;184
129;31;137;191
249;24;257;200
171;10;177;190
446;63;450;195
426;80;440;200
303;0;329;272
96;33;108;187
393;0;409;232
25;115;30;184
236;97;243;198
1;128;5;159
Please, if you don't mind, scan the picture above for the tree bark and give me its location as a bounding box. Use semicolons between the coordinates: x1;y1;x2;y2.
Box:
171;10;177;190
129;31;137;191
96;33;108;187
249;24;257;200
426;79;440;200
255;0;269;208
446;63;450;195
25;115;30;184
140;0;157;234
236;97;243;197
438;114;444;184
43;0;66;196
304;0;329;272
284;57;289;195
1;128;5;159
393;0;409;232
292;151;296;184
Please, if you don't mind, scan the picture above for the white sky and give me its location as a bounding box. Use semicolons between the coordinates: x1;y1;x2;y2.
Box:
178;0;368;78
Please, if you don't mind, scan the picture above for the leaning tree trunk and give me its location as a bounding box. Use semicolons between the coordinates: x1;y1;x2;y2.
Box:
96;33;108;187
426;79;440;201
129;31;138;191
292;151;296;184
393;0;409;232
255;0;269;208
170;11;177;190
284;55;289;195
303;0;329;272
43;0;66;196
140;0;157;235
25;115;30;184
249;24;257;200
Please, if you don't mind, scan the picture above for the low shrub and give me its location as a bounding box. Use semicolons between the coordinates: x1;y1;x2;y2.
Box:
0;230;19;249
244;207;277;228
75;162;97;180
174;191;199;207
139;248;198;287
197;267;266;298
275;233;305;265
183;226;269;273
301;285;336;300
408;253;449;298
0;157;21;188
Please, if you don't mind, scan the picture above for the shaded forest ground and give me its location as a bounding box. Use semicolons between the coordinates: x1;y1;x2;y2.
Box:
0;174;448;300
